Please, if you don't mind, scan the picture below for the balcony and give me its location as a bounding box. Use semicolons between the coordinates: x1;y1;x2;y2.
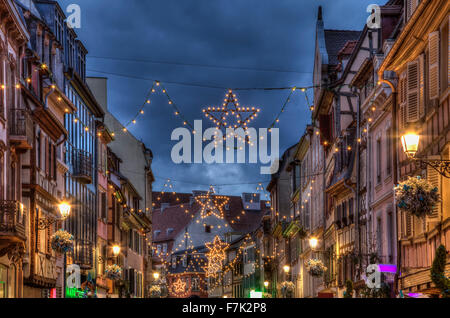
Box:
72;149;93;184
0;200;26;254
9;109;33;150
71;239;94;270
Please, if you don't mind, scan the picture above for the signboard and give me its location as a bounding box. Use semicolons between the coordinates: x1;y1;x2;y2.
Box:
250;290;263;298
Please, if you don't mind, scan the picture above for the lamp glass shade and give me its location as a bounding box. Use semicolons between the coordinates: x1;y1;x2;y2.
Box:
401;134;420;156
58;202;71;219
309;237;319;249
112;245;121;256
264;281;269;287
153;272;160;280
283;265;290;273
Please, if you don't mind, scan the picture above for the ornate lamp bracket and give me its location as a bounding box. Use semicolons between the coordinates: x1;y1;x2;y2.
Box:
411;157;450;179
37;215;67;230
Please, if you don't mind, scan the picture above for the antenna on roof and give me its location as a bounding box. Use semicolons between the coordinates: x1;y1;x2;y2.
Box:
318;6;323;21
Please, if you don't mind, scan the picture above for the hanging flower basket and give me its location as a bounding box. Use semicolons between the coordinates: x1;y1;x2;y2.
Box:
394;176;440;218
105;264;122;281
280;281;295;298
51;230;74;254
149;285;161;298
305;259;327;277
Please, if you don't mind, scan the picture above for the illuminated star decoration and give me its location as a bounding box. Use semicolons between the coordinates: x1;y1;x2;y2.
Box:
173;277;186;294
205;236;229;278
194;186;229;220
202;89;260;132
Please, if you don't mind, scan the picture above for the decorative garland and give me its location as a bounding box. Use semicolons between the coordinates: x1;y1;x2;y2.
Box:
394;176;440;218
105;264;122;281
305;259;327;277
51;230;74;254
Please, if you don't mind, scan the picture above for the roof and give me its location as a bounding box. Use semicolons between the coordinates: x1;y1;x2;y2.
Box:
338;40;358;58
152;191;270;243
324;30;361;66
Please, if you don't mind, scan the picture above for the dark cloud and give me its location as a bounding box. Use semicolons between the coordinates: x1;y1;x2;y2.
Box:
57;0;385;195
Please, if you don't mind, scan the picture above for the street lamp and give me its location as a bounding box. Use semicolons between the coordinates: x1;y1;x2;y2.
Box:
264;281;269;288
38;201;72;230
112;245;121;257
309;237;319;250
283;265;290;274
401;132;450;178
153;272;160;280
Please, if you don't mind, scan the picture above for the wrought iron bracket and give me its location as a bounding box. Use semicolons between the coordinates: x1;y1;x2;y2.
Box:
37;216;66;230
412;158;450;179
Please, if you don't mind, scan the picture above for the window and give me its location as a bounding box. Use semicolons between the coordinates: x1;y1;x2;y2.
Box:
192;277;200;291
162;243;167;255
376;217;382;257
205;225;211;233
387;212;394;263
386;128;392;176
0;265;7;298
100;192;107;220
376;138;382;184
166;228;174;236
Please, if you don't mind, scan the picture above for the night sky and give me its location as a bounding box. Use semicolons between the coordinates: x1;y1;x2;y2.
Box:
58;0;385;196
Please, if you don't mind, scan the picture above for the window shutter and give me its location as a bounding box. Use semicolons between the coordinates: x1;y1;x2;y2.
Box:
406;60;420;123
418;54;425;118
426;156;442;222
448;15;450;86
405;211;412;237
428;31;440;100
399;74;407;130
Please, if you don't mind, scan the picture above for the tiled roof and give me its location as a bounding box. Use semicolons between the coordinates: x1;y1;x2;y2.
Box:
324;30;361;66
338;40;358;58
152;192;270;244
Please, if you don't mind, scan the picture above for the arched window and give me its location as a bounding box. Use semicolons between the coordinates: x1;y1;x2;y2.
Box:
7;264;16;298
0;264;7;298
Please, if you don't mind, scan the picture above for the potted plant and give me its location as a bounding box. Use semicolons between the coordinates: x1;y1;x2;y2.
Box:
305;259;327;277
149;285;162;298
51;230;74;254
394;176;440;218
105;264;122;281
280;281;295;298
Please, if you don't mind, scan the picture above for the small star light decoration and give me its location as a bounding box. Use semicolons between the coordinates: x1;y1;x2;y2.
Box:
205;236;229;278
202;90;260;140
194;186;230;220
173;277;186;294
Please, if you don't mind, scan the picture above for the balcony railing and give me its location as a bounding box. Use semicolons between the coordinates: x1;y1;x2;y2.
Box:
71;239;94;269
9;109;33;150
72;149;93;184
0;200;26;240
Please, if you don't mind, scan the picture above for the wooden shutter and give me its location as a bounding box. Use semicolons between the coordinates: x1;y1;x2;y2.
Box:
405;211;413;237
426;156;442;222
399;73;407;130
418;54;425;118
406;60;420;123
428;31;440;100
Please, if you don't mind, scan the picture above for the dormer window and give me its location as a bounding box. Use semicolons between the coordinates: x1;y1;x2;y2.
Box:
153;230;161;239
161;203;169;213
167;228;174;236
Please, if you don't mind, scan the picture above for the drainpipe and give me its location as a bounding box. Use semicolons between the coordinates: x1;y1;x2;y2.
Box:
379;77;399;296
342;89;361;281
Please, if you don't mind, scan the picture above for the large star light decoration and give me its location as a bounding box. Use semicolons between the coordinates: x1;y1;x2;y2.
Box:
173;277;186;294
205;236;229;278
194;186;230;220
202;89;260;131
